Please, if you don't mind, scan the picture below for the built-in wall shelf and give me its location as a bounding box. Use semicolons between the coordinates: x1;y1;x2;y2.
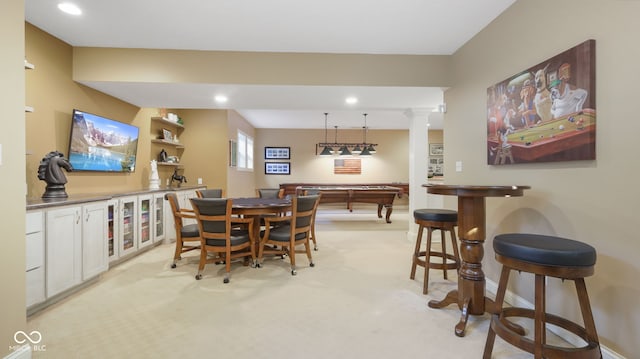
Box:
24;60;35;70
25;106;35;113
151;139;185;149
157;162;182;168
151;116;184;129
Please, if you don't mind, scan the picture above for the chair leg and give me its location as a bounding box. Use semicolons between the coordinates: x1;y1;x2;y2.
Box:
575;279;601;353
483;265;511;358
410;224;424;280
440;229;448;280
195;245;207;280
290;241;297;275
172;238;183;268
534;274;546;359
224;248;232;283
305;238;315;267
423;227;434;294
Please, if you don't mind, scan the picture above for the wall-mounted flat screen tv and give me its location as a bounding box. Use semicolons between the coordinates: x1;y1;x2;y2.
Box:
68;109;140;172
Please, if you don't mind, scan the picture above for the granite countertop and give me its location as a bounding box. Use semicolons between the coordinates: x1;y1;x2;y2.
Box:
27;185;205;210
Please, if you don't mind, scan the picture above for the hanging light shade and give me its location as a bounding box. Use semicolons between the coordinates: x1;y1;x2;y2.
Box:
360;113;375;155
339;145;352;156
351;144;362;154
319;112;333;156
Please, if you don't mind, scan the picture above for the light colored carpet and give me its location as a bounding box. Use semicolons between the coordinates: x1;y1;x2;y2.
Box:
27;206;566;358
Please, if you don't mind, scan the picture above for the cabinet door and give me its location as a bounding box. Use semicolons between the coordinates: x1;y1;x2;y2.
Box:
153;193;166;242
82;202;108;280
107;199;120;262
138;195;153;248
46;206;82;298
119;197;138;257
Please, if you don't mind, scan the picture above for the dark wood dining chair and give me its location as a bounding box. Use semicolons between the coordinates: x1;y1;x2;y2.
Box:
190;198;256;283
165;193;201;268
256;188;285;199
196;188;225;198
257;195;320;275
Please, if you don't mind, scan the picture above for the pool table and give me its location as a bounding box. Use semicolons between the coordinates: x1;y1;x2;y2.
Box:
488;109;595;164
294;185;403;223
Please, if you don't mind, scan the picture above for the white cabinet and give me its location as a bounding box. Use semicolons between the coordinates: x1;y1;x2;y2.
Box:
118;196;138;257
26;211;45;308
153;192;166;243
46;206;83;298
45;202;108;298
82;202;108;280
138;195;153;249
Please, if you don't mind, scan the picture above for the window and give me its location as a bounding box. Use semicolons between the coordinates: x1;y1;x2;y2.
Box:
237;131;254;170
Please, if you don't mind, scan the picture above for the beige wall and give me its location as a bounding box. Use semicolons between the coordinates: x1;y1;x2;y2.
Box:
445;0;639;356
172;109;228;190
227;110;257;198
255;128;410;188
25;24;146;197
1;0;26;355
73;47;452;87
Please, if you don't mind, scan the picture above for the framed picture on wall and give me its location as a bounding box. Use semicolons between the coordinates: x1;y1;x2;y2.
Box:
429;143;444;156
265;162;290;175
265;147;290;159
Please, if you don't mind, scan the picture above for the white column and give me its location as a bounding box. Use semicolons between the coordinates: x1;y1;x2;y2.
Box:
405;109;430;241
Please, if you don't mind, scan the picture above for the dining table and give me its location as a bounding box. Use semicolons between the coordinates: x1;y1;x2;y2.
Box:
422;184;531;337
231;197;291;249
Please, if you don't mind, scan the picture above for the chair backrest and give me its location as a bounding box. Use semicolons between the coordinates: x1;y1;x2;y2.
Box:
196;189;224;198
256;188;284;199
165;192;182;224
292;195;320;234
190;198;232;241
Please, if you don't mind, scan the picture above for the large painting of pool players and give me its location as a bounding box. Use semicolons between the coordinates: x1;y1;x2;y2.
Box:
487;39;595;165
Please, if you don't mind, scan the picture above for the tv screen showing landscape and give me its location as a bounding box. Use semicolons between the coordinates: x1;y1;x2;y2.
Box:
68;109;140;172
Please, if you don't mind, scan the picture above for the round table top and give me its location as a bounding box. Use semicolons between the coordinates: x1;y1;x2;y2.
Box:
231;197;291;208
422;184;531;197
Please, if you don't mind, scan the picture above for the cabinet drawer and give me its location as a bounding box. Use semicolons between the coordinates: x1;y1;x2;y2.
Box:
26;211;43;234
26;231;44;271
26;266;45;307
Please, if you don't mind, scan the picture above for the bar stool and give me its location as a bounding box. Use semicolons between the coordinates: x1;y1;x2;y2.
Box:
483;233;601;359
410;209;460;294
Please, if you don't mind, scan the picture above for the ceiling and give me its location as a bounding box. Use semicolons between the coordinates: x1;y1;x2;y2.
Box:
25;0;516;130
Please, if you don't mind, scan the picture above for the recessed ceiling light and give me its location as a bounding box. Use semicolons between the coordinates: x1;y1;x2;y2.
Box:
214;95;228;103
58;2;82;15
345;97;358;105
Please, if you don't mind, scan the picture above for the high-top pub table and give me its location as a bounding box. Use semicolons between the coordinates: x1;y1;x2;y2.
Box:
422;184;531;337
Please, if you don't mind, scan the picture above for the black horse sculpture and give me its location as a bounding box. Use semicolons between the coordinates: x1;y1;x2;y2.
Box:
38;151;73;198
170;169;187;187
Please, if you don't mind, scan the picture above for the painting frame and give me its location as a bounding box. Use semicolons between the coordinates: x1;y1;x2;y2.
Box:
265;162;291;175
162;128;173;141
429;143;444;156
264;146;290;160
486;39;596;165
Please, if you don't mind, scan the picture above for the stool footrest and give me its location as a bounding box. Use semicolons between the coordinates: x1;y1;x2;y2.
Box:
491;308;601;359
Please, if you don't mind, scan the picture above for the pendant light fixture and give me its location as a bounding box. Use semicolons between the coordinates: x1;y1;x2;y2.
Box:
319;113;333;156
360;113;372;156
316;112;377;156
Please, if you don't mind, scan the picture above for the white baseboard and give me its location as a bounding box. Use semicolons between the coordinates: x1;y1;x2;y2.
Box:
486;278;626;359
4;345;31;359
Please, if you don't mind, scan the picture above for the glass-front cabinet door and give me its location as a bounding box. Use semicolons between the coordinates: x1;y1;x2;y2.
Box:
119;196;138;257
107;199;120;262
153;192;165;243
138;194;152;249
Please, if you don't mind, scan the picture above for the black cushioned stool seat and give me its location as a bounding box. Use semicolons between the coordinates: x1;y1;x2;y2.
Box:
410;209;460;295
484;233;601;359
